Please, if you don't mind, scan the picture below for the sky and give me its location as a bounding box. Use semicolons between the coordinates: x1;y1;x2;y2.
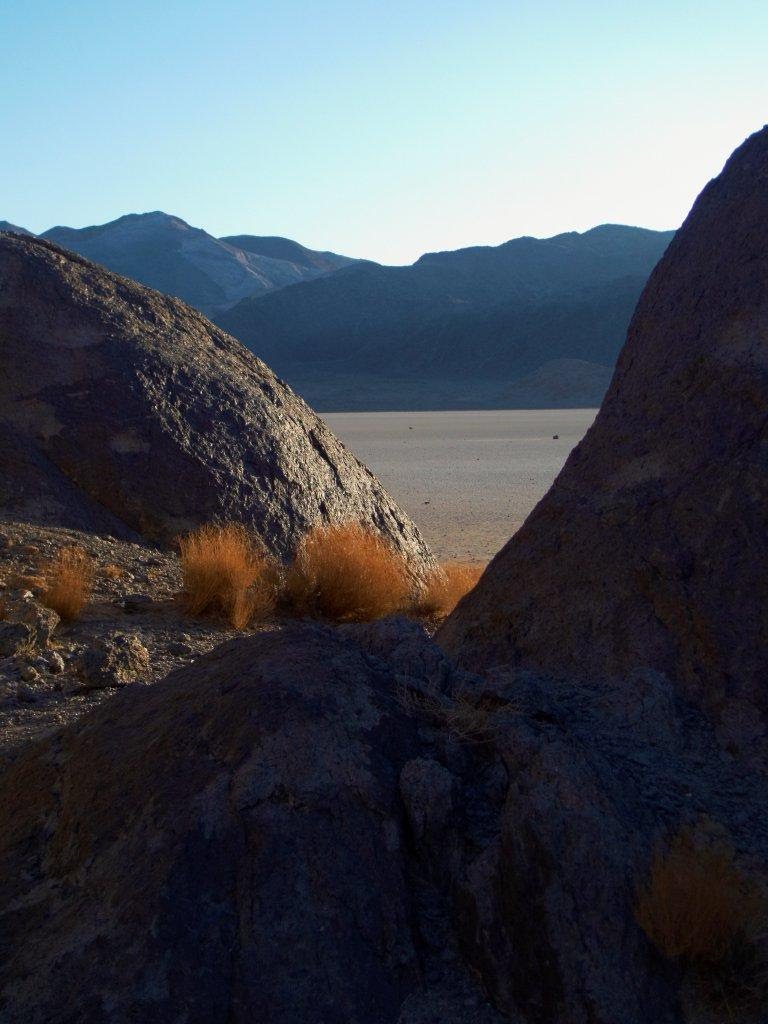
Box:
1;0;767;265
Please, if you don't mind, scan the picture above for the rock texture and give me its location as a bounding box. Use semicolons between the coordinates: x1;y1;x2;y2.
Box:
0;233;432;566
439;126;768;723
0;625;493;1024
3;620;767;1023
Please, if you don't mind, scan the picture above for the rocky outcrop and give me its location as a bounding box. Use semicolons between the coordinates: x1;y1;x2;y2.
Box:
74;632;149;689
439;126;768;725
4;620;767;1023
0;624;493;1024
0;234;432;567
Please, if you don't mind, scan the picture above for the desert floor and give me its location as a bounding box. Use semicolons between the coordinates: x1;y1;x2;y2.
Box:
325;408;598;563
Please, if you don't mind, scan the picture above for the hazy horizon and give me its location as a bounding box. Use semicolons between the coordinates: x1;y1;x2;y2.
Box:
3;1;767;264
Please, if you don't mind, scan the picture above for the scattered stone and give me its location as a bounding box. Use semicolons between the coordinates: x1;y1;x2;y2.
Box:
0;622;33;657
165;640;193;657
1;591;60;648
75;633;150;689
47;652;65;674
15;682;38;703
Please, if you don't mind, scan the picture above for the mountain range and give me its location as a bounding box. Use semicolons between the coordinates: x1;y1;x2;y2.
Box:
1;213;674;409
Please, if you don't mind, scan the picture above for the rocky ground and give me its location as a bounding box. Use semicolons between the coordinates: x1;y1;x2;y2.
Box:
0;517;277;768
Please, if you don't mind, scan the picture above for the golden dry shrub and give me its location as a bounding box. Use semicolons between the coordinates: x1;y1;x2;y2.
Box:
415;562;484;618
100;563;124;581
285;522;410;622
40;546;94;621
636;824;764;964
178;523;278;629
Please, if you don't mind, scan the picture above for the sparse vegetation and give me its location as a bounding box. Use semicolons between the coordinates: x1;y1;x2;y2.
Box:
40;547;94;620
179;523;279;629
100;563;124;581
284;522;410;622
415;561;484;618
636;822;768;1017
636;823;763;963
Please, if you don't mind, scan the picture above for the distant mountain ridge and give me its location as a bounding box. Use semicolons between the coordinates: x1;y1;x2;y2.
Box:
0;212;356;317
218;223;675;409
1;214;675;409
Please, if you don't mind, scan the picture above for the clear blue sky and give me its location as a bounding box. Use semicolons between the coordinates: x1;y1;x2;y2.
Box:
2;0;766;264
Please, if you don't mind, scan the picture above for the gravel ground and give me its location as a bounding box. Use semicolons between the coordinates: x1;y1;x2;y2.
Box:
0;517;279;768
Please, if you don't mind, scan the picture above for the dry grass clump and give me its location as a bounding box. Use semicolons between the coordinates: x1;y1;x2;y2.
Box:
40;547;94;620
100;563;124;581
285;522;410;622
179;523;278;629
636;824;764;964
415;562;484;618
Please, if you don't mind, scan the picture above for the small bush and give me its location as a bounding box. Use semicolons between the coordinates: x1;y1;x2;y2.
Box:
179;523;278;629
41;547;94;621
100;563;124;581
415;562;484;618
636;824;763;964
284;522;410;622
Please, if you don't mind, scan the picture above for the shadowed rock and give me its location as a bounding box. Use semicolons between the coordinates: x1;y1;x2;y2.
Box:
439;126;768;721
0;234;432;566
0;624;501;1024
5;620;764;1023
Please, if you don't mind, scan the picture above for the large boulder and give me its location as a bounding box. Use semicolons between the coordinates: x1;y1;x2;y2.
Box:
439;126;768;720
0;233;432;567
5;621;765;1024
0;624;510;1024
0;626;425;1024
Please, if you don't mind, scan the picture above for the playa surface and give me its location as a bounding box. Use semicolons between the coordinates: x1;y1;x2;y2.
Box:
325;408;598;563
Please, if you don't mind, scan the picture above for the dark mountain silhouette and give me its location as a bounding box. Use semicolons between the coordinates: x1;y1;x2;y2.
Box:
221;234;355;274
37;212;355;317
3;212;674;409
218;224;675;410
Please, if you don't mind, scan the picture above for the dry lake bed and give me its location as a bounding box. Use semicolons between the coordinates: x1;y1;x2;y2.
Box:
325;408;598;563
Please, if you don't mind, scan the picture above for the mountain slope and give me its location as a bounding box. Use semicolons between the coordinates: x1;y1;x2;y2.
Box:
221;234;355;274
0;220;33;235
39;212;355;317
218;224;675;410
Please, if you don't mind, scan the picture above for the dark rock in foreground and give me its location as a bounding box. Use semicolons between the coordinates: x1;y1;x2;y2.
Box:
439;126;768;728
6;621;768;1023
0;234;431;566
